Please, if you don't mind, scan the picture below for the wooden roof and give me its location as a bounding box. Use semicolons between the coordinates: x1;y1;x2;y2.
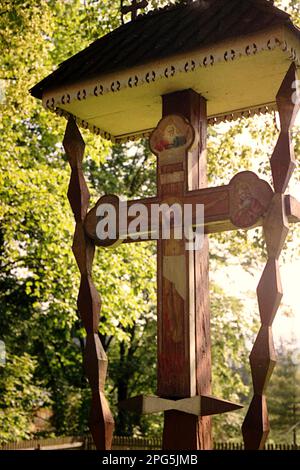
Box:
31;0;299;99
30;0;300;142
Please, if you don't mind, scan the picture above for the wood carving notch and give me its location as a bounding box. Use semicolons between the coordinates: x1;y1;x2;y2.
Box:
119;394;243;417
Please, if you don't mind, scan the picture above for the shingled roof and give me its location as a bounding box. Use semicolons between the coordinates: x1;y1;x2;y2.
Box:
30;0;299;100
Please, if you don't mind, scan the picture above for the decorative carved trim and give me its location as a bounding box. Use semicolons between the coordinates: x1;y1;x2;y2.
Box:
43;28;300;143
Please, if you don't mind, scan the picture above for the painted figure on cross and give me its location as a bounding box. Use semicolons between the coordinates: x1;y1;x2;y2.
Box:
233;181;264;228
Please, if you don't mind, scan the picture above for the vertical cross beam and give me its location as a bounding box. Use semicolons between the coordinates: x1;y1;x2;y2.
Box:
158;90;212;450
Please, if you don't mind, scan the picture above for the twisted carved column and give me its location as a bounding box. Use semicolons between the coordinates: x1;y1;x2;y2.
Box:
63;117;114;449
242;63;299;449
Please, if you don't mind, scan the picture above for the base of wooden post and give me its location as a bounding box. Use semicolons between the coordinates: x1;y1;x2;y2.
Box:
163;411;210;450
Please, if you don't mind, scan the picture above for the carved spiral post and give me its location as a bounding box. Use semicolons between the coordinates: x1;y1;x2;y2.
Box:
63;117;114;449
242;63;299;449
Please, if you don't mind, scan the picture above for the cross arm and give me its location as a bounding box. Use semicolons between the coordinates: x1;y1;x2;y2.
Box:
83;182;231;245
83;171;300;247
187;184;300;232
84;194;159;247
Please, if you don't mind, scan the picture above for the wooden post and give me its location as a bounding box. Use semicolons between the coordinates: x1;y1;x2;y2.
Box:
158;90;212;450
63;118;114;450
242;63;300;450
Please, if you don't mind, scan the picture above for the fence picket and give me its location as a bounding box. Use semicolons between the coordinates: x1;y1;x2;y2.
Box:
0;436;298;451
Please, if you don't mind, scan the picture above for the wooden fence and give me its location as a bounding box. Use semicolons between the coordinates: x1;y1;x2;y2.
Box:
0;436;299;451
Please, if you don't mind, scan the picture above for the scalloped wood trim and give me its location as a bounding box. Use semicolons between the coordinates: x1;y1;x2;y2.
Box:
43;26;300;143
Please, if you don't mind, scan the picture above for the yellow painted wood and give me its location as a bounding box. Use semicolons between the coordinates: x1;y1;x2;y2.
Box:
42;26;300;141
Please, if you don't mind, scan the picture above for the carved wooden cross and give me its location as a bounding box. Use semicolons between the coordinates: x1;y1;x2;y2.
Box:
121;0;148;21
64;64;300;450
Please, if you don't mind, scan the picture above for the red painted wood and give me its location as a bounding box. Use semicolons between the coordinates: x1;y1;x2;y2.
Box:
63;118;114;450
159;90;212;450
243;65;298;451
242;395;269;450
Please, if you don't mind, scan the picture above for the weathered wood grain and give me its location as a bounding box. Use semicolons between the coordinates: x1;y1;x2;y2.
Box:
158;90;212;450
276;62;300;133
263;193;289;259
270;131;296;194
249;326;277;394
63;117;114;450
243;64;298;451
242;395;270;450
84;171;274;244
257;259;283;326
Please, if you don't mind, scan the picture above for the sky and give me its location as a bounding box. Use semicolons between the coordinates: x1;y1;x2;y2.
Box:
213;260;300;350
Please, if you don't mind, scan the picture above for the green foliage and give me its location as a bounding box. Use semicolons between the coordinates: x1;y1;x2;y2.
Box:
268;341;300;445
210;284;256;441
275;0;300;24
0;353;50;443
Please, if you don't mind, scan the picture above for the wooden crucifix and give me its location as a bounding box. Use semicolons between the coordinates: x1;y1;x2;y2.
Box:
85;90;244;450
80;65;300;450
121;0;148;22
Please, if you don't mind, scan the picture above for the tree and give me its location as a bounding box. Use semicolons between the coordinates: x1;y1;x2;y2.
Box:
0;353;51;442
0;0;160;440
268;341;300;445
